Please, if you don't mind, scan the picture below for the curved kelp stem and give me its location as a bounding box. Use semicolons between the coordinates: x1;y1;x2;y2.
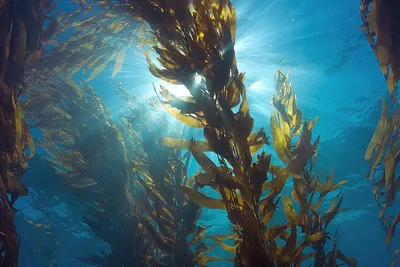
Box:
361;0;400;265
119;0;357;266
0;1;58;266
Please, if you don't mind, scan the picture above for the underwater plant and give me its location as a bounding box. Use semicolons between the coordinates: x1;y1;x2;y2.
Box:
360;0;400;94
116;0;357;266
24;70;154;266
269;71;357;267
117;85;227;266
35;0;148;81
18;1;225;264
361;0;400;265
24;60;219;266
0;0;58;265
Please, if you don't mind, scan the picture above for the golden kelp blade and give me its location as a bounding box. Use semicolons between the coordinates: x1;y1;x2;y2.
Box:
11;93;23;157
270;111;292;163
181;186;226;210
385;212;400;248
364;96;388;161
112;48;126;78
161;137;212;151
162;104;206;128
210;236;237;254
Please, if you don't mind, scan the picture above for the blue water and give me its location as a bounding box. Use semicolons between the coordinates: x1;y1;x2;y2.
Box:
14;0;397;266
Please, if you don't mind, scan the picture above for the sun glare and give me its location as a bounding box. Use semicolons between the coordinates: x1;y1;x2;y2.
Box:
194;72;203;85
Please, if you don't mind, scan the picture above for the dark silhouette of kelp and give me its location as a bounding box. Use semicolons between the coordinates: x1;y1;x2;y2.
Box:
24;71;154;266
0;0;58;266
361;0;400;265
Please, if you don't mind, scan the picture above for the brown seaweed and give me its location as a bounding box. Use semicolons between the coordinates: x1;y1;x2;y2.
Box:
361;0;400;265
24;63;220;266
117;86;227;266
0;1;58;265
21;2;215;264
25;72;155;266
120;0;356;266
0;0;371;265
34;0;145;81
360;0;400;93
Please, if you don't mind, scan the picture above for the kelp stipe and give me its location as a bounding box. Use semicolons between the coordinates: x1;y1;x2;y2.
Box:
0;1;58;265
361;0;400;265
121;0;357;266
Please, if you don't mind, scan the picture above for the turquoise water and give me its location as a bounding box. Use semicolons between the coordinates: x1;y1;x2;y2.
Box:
14;0;396;266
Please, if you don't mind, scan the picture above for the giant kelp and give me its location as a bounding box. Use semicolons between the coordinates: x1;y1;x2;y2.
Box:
117;86;224;266
360;0;400;93
24;64;219;266
22;1;214;262
24;70;154;266
122;0;356;266
0;0;57;265
361;0;400;265
269;71;356;267
35;0;150;81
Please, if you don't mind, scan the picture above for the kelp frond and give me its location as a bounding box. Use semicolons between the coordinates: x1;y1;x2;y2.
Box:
25;71;154;267
361;1;400;265
117;86;222;267
360;0;400;93
122;0;356;266
35;0;145;81
0;0;58;265
26;61;218;266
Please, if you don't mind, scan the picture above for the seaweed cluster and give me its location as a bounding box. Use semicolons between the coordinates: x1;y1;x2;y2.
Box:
0;1;57;266
361;0;400;265
35;0;146;81
24;70;153;266
118;86;227;266
115;0;357;266
24;59;222;266
2;0;392;266
19;2;219;264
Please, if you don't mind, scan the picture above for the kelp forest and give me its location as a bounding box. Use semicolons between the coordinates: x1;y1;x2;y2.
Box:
0;0;399;267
